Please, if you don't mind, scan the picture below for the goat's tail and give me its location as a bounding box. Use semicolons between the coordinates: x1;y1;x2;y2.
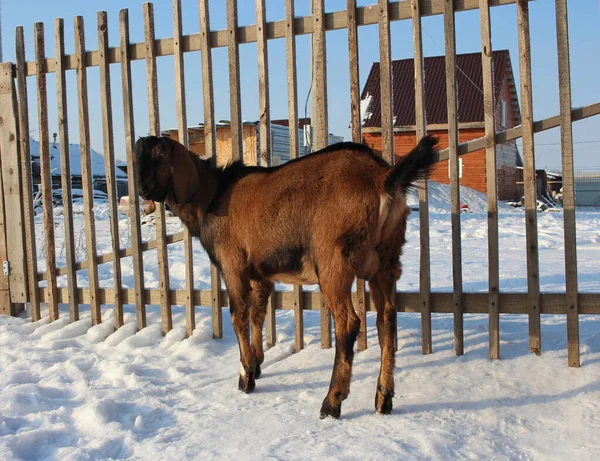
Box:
384;135;439;194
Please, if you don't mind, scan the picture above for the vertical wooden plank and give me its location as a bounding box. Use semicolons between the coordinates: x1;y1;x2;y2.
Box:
199;0;223;339
348;0;368;351
226;0;243;162
286;0;306;352
15;27;40;321
55;19;79;322
173;0;196;337
379;0;394;165
313;0;332;349
555;0;579;367
144;3;173;335
256;0;276;348
516;0;541;355
74;16;101;325
0;66;27;308
34;23;59;322
97;12;124;329
479;0;500;359
0;142;10;315
411;0;432;354
120;9;146;330
444;0;463;356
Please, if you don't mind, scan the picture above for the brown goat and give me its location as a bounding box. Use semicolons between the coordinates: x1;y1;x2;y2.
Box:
135;135;439;418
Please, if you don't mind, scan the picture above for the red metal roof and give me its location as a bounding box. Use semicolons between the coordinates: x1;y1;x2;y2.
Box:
360;50;518;127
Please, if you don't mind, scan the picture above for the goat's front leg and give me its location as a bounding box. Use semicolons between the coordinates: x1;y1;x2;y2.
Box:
224;271;257;393
249;279;273;379
319;288;360;419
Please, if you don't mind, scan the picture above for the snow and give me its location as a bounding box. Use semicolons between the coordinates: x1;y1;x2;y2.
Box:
29;138;127;178
360;93;373;126
2;182;600;460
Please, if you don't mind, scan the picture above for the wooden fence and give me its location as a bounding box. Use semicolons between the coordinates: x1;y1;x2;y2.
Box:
0;0;598;368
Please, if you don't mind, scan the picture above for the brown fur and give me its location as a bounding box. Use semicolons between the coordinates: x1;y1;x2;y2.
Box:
135;135;438;418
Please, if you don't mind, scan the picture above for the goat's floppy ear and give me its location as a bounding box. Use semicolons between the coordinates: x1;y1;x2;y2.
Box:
162;137;200;205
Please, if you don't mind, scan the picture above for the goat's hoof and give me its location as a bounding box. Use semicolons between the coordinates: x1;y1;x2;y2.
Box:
319;398;341;419
254;363;262;379
238;373;256;394
375;388;394;415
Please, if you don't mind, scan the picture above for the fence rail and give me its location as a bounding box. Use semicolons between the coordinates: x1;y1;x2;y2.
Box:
0;0;598;369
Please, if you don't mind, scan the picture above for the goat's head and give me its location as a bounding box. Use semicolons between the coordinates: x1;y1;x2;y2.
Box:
134;136;200;205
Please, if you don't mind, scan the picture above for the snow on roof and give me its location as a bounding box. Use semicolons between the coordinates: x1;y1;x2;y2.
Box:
29;138;127;178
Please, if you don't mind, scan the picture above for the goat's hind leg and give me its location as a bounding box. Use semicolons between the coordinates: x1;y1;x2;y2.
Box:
319;275;360;419
249;279;273;379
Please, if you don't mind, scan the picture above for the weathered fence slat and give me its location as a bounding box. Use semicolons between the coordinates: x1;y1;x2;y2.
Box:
144;3;173;335
227;0;243;163
410;0;432;355
15;27;40;320
313;0;332;350
0;139;9;315
348;0;368;352
555;0;579;367
256;0;276;349
173;0;196;337
516;0;541;355
479;0;500;359
444;0;464;356
199;0;223;339
55;19;79;322
75;16;102;325
97;12;124;329
120;9;146;330
34;22;59;322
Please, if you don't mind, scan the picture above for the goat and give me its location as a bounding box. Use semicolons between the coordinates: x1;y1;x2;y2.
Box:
135;135;439;418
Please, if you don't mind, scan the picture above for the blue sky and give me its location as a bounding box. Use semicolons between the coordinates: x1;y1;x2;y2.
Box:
1;0;599;170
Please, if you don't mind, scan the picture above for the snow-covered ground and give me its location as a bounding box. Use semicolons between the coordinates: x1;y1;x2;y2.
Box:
1;182;600;460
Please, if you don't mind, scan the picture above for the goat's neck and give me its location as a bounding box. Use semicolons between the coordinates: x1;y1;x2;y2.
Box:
166;155;218;235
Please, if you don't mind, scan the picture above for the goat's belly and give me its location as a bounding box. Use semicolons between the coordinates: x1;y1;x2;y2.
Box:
269;269;318;285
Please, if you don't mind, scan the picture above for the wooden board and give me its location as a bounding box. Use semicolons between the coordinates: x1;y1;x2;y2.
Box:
173;0;196;337
516;0;541;355
75;16;102;325
144;3;173;335
199;0;223;339
256;0;276;348
444;0;463;356
97;12;124;329
479;0;500;359
555;0;579;367
120;9;146;330
34;22;59;322
15;27;40;320
411;0;432;355
227;0;243;162
55;19;79;322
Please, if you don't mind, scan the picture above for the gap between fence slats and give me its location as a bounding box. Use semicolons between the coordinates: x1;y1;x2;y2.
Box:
34;22;59;322
312;0;332;350
120;9;146;330
15;27;40;320
555;0;579;367
348;0;368;352
444;0;464;356
516;0;541;355
173;0;195;337
98;12;124;329
53;19;79;322
199;0;223;340
144;2;173;335
256;0;276;349
479;0;500;359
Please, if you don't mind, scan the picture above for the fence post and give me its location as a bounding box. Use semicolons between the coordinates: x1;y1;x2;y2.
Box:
0;62;27;315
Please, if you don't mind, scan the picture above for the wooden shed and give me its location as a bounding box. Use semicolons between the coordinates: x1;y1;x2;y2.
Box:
360;50;523;201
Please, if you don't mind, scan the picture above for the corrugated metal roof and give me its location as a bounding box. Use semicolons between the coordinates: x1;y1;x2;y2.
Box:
360;50;517;127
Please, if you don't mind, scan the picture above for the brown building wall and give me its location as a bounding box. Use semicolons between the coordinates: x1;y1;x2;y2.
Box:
362;128;519;201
